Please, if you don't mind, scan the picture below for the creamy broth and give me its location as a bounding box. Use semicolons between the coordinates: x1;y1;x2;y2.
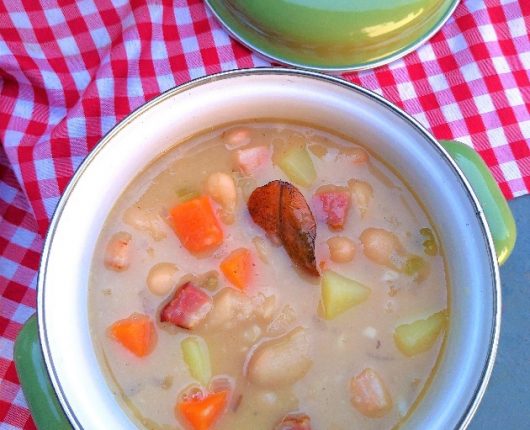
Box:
89;122;448;430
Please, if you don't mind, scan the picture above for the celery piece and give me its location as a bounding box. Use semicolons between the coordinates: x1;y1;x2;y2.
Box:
181;336;211;386
403;255;430;282
176;188;200;203
420;228;438;256
320;270;371;320
394;310;448;357
277;146;316;187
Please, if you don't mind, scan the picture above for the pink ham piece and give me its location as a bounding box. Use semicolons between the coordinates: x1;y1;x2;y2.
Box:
160;282;212;329
313;185;351;230
235;146;269;175
275;413;312;430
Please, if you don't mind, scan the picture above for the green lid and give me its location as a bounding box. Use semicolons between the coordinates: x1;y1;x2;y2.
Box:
206;0;459;71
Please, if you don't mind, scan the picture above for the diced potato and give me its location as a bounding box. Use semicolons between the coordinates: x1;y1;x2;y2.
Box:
277;146;316;187
394;310;448;357
181;336;212;386
320;270;371;320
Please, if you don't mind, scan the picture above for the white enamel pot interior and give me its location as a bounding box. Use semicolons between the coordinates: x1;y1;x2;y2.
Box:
38;68;499;430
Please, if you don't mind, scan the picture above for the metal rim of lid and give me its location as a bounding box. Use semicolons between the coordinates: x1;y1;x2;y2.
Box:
205;0;461;72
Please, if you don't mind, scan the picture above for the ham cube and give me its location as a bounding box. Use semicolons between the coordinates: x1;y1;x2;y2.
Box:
313;185;351;230
275;414;312;430
235;146;269;175
160;282;212;329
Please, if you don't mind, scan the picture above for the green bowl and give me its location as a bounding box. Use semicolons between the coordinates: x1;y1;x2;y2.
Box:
206;0;459;71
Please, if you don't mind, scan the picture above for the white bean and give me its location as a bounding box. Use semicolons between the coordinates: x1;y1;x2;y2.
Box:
205;172;237;223
104;232;132;272
146;263;178;296
123;206;166;241
348;180;373;218
247;327;312;388
360;228;404;269
222;127;251;149
327;236;356;263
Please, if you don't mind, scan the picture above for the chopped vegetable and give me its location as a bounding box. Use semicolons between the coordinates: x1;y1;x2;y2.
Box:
320;270;371;320
220;248;252;290
235;146;270;175
104;231;132;271
403;255;430;282
275;413;312;430
181;336;212;386
350;368;393;418
313;185;351;230
177;390;229;430
420;227;438;256
109;313;157;357
176;188;201;203
277;145;316;187
394;310;448;356
170;196;223;253
160;282;212;329
248;180;318;276
247;327;312;389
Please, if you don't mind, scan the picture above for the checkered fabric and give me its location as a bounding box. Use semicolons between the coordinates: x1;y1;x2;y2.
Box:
0;0;529;428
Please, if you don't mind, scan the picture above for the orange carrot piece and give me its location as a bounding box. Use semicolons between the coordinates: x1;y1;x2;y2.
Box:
170;196;223;253
177;390;228;430
109;313;157;357
220;248;252;290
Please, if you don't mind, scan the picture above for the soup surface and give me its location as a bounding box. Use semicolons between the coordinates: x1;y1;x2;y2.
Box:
89;122;448;430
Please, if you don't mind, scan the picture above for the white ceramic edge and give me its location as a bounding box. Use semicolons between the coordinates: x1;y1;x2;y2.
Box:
204;1;461;72
37;68;500;430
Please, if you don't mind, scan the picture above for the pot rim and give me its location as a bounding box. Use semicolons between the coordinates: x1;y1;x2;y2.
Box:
37;67;500;430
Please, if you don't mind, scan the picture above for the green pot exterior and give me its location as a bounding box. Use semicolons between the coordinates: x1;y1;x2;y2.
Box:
14;315;72;430
207;0;458;69
440;140;516;265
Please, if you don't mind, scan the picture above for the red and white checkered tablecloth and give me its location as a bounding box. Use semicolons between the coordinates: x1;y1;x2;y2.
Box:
0;0;529;428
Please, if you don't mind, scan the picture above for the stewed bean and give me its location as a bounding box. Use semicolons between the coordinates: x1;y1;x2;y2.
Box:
327;236;356;263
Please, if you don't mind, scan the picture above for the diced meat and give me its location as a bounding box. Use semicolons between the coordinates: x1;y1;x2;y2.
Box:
235;146;269;175
350;368;393;418
313;185;351;230
275;413;312;430
160;282;212;329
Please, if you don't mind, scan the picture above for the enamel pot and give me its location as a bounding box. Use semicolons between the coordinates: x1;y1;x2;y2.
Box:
16;68;515;430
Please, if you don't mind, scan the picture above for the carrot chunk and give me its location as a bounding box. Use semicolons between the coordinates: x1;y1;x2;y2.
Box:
109;313;157;357
220;248;252;290
170;196;223;253
177;390;228;430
